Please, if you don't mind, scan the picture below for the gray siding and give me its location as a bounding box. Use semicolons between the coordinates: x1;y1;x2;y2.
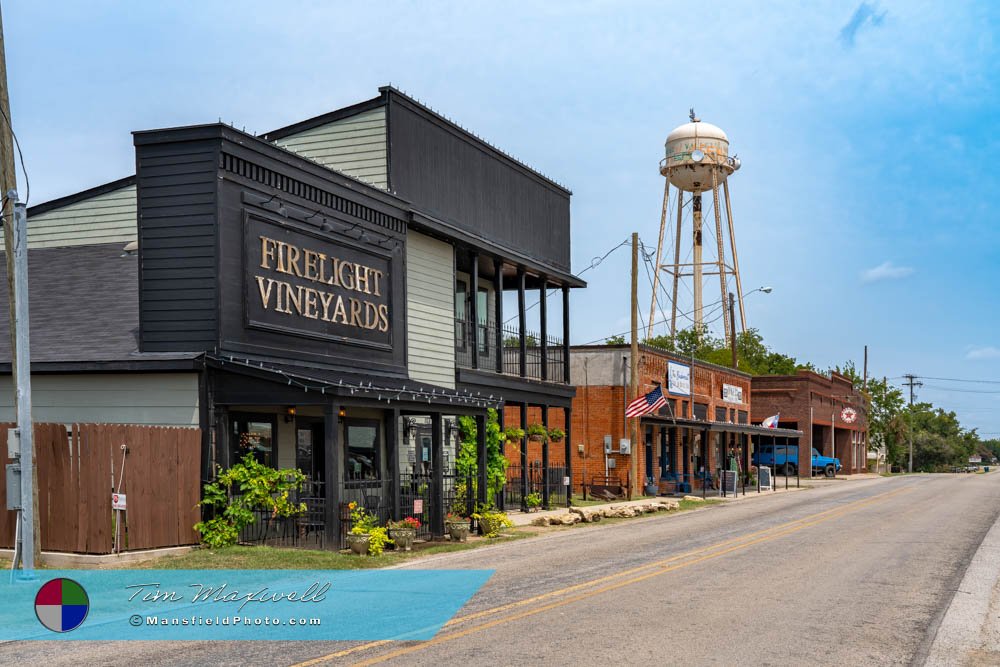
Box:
406;232;455;389
0;373;199;426
17;184;136;249
275;107;388;189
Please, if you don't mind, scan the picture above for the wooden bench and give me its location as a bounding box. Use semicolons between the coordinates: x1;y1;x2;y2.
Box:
586;475;626;501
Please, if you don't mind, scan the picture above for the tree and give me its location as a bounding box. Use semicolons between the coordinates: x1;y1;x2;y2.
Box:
641;326;808;376
865;376;906;467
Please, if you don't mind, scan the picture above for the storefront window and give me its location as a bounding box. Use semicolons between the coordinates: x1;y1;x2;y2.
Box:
346;420;380;481
230;414;276;467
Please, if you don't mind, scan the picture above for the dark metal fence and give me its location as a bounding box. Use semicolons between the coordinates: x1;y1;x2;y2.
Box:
501;463;568;510
236;492;326;550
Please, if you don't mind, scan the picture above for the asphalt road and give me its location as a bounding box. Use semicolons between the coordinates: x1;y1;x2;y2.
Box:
3;473;999;666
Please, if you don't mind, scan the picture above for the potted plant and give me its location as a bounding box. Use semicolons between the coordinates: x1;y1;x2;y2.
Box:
387;516;421;551
445;512;470;542
525;492;542;511
547;427;565;443
346;502;377;555
473;506;514;538
526;423;548;442
503;426;525;444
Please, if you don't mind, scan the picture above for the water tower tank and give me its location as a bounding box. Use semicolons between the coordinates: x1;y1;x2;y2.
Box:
660;119;735;192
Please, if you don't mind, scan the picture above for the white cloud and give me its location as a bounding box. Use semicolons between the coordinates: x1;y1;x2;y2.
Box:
966;346;1000;360
861;261;914;283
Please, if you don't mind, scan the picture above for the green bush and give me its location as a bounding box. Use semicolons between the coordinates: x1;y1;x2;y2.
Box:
194;455;306;548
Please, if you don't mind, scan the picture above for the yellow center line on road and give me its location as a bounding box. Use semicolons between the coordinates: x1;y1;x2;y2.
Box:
291;485;913;666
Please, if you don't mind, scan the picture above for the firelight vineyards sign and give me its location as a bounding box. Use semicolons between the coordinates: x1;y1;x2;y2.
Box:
245;216;391;346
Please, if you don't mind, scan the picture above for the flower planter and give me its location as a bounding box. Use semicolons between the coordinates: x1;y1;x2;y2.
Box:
446;521;470;542
346;533;371;555
390;528;417;551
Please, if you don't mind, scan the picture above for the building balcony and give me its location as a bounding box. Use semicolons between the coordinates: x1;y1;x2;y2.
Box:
455;317;566;384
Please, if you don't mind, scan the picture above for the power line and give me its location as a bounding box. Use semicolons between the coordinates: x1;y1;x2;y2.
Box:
0;105;28;205
502;237;629;325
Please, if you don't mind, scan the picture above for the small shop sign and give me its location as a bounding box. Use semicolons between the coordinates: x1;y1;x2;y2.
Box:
840;407;857;423
722;383;743;404
667;361;691;396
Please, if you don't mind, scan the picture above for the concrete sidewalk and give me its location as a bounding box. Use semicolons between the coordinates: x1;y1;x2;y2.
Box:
923;496;1000;666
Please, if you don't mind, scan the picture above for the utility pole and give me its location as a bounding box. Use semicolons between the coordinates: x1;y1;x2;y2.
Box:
629;232;639;497
902;374;922;474
862;345;868;392
0;6;37;574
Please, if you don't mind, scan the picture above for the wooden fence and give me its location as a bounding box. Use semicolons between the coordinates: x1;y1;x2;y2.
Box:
0;423;201;554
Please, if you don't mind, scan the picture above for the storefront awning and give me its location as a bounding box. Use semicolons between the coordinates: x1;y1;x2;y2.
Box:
639;413;802;439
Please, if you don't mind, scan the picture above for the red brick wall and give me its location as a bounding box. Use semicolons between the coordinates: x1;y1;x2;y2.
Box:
568;346;754;494
751;370;868;475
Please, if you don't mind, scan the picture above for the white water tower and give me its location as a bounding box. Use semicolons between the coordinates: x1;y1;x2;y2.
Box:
648;110;746;343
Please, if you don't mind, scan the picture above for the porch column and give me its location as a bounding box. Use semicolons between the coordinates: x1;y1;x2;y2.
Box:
494;258;503;374
387;409;400;521
702;427;710;498
541;404;550;509
476;413;488;509
518;269;527;378
520;402;529;511
562;285;571;384
540;279;548;381
323;402;342;549
470;251;480;370
564;406;572;507
430;413;444;536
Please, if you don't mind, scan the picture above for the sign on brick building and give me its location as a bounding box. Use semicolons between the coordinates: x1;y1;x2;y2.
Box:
667;362;691;396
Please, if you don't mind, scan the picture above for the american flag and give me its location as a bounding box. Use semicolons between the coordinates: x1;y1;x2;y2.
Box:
625;385;667;418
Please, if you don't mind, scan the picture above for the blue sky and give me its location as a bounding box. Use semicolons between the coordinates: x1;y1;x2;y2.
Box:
5;1;1000;434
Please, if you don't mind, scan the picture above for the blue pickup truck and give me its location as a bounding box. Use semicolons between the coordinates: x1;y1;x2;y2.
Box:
752;444;841;478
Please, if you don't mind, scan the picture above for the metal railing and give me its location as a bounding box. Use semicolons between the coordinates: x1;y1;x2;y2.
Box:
455;317;565;382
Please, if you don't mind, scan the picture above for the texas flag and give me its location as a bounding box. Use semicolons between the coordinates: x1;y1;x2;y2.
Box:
761;414;780;429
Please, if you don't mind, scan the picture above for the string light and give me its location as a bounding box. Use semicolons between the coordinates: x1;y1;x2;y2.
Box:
209;354;502;408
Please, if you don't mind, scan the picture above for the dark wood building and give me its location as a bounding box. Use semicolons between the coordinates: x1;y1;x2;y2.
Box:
6;87;584;548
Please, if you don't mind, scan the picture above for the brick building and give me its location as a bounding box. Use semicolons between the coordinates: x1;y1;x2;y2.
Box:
567;344;801;496
751;371;869;475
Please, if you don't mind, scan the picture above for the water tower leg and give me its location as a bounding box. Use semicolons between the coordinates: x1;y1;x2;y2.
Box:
692;194;703;328
648;180;670;339
711;169;731;344
670;189;683;337
723;180;747;332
